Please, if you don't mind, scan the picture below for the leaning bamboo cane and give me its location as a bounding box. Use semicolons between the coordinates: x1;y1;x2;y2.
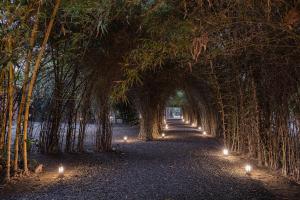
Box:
22;0;61;174
6;36;14;181
0;70;6;158
14;4;40;173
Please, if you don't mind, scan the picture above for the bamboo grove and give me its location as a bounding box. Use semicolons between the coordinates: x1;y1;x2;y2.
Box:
1;0;300;183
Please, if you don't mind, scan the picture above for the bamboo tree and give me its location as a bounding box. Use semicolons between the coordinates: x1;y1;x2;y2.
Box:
22;0;61;173
65;69;79;153
6;36;14;181
209;62;226;147
77;85;91;152
14;4;40;172
0;70;7;164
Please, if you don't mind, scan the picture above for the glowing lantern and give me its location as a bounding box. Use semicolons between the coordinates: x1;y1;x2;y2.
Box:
165;124;169;130
123;136;128;142
192;123;196;127
198;126;202;130
203;131;207;135
223;149;229;156
162;133;165;138
58;165;64;177
245;164;252;174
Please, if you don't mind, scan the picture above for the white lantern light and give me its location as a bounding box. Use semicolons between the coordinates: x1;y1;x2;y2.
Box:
162;133;165;138
165;124;169;130
245;164;252;174
123;136;128;142
198;126;202;130
192;123;196;127
203;131;207;135
58;165;64;177
223;149;229;156
182;118;185;122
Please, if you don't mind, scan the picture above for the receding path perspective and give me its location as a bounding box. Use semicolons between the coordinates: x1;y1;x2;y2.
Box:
1;120;299;200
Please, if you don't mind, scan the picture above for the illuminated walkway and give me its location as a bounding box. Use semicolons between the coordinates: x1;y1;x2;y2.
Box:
2;120;299;200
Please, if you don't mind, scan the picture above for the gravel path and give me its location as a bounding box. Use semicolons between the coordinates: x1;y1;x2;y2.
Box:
0;120;291;199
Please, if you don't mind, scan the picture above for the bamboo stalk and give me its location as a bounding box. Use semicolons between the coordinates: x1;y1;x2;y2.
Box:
0;70;7;161
22;0;61;173
14;4;40;172
6;36;14;181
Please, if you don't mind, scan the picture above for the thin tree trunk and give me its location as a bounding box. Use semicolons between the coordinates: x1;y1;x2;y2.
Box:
65;68;78;152
6;36;14;181
76;84;91;152
251;73;262;164
210;62;226;146
14;6;40;172
96;100;112;152
65;107;75;152
77;118;86;152
22;0;61;173
0;70;7;164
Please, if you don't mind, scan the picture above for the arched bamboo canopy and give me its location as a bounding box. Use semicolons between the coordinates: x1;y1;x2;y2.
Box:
0;0;300;183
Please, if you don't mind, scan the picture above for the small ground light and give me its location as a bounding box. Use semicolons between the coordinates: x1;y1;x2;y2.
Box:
182;118;185;122
192;123;196;127
198;126;202;130
162;133;165;138
58;165;64;177
165;124;169;129
123;136;128;142
223;149;229;156
203;131;207;135
245;164;252;174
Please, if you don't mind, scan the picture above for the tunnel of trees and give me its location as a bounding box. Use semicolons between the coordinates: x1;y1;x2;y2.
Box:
0;0;300;184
